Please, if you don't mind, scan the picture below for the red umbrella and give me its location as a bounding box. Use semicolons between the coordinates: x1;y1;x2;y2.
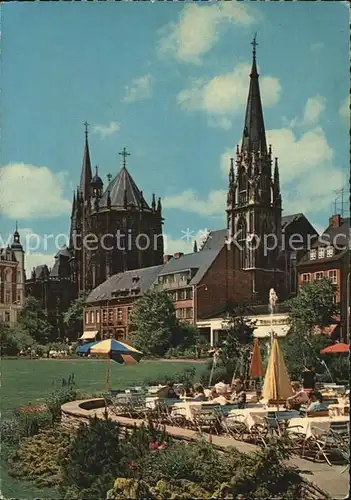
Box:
320;343;349;354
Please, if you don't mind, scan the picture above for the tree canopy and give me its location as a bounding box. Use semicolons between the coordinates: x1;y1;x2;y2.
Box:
63;293;88;339
18;296;53;344
128;289;178;356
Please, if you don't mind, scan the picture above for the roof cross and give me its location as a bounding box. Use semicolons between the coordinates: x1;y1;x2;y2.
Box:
251;33;258;59
119;147;131;168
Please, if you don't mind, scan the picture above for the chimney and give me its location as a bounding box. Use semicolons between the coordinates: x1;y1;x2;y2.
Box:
163;254;173;263
329;214;342;228
174;252;184;259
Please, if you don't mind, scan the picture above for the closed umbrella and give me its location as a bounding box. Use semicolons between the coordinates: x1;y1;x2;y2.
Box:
90;339;143;391
320;343;349;354
249;338;263;378
262;337;293;405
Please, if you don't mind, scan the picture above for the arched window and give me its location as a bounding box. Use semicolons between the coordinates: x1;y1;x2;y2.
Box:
238;167;247;204
5;268;11;282
236;218;247;268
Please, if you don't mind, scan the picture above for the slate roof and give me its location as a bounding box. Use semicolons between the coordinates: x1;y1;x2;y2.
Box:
99;167;149;209
86;264;164;303
33;264;50;280
312;217;350;248
281;213;304;231
54;246;72;259
159;249;221;285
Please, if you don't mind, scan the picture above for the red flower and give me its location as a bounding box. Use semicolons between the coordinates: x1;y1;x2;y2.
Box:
128;461;137;469
149;441;158;450
158;442;167;450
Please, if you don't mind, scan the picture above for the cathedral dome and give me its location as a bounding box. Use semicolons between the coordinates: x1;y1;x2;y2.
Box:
91;166;103;188
100;166;149;209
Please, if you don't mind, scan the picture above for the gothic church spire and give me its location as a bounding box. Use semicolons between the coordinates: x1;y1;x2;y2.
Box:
241;35;267;155
79;121;92;200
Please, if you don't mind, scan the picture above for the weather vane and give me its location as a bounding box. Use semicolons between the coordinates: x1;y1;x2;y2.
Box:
251;33;258;58
84;121;89;138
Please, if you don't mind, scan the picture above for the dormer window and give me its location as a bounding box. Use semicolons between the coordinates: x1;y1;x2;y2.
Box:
310;249;317;260
326;246;334;257
318;247;325;259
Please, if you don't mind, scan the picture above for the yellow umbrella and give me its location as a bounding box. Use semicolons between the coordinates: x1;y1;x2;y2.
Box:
262;337;293;404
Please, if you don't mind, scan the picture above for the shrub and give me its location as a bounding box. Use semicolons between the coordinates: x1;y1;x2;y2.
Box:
46;387;77;423
13;404;53;438
143;367;196;388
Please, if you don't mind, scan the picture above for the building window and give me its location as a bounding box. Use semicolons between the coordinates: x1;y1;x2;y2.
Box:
85;312;89;324
17;270;21;283
302;273;311;283
127;306;132;319
5;292;11;304
5;268;11;282
117;308;123;322
310;249;317;260
16;292;21;303
108;309;114;323
328;269;337;284
5;311;10;323
315;272;324;280
326;246;334;257
318;247;325;259
102;309;108;323
96;311;100;324
90;311;94;323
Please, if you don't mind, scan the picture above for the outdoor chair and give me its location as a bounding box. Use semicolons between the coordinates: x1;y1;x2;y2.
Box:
169;406;188;428
191;406;222;435
247;415;270;446
302;422;349;466
154;400;174;426
223;413;249;441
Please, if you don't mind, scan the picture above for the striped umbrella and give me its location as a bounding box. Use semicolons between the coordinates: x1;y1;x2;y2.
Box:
90;339;143;391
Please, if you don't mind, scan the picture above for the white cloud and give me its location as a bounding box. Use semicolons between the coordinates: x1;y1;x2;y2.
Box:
177;63;281;127
163;189;226;217
158;3;258;64
164;229;214;255
339;96;349;120
301;95;326;125
25;252;55;278
0;163;71;219
92;121;120;138
123;74;153;103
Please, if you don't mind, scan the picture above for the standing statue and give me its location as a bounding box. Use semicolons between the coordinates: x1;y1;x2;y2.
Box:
269;288;278;313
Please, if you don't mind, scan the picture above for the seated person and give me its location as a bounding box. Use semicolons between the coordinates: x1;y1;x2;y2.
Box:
286;382;310;410
209;387;219;400
214;379;230;395
306;392;328;415
230;379;246;409
180;386;194;398
192;384;206;401
165;381;179;399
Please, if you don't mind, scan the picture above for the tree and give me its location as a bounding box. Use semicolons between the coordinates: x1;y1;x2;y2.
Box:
63;293;87;339
0;323;35;356
129;289;178;356
287;277;338;335
219;303;256;380
18;296;53;344
281;278;339;379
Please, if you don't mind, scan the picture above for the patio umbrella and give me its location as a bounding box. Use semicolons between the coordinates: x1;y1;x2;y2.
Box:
262;337;293;406
249;338;263;378
320;343;349;354
90;339;143;391
76;341;98;355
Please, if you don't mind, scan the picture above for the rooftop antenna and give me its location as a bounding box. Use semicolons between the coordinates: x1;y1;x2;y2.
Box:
333;188;347;217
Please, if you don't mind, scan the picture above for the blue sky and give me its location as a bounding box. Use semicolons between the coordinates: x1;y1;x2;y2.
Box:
0;1;349;273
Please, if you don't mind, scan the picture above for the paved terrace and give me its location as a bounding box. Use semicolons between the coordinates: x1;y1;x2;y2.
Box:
61;399;349;499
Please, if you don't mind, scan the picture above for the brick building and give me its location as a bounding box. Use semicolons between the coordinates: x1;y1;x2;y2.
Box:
83;247;252;341
0;227;25;326
297;214;350;340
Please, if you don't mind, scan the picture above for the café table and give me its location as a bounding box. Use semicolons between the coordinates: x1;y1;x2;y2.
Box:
227;407;298;430
287;415;349;439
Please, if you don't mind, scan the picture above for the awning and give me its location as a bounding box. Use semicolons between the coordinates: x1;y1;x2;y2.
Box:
253;325;289;338
313;324;338;336
79;330;98;340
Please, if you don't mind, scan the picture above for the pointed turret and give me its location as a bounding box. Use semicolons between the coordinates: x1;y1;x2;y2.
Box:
273;157;281;205
11;221;23;251
79;122;93;200
157;197;162;213
151;193;156;211
229;158;235;187
241;35;267;155
71;191;76;216
193;240;198;253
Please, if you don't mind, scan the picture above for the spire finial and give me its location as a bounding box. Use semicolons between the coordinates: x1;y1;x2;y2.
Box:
84;121;89;139
15;220;18;232
119;147;131;168
95;165;98;176
251;33;258;61
107;173;112;183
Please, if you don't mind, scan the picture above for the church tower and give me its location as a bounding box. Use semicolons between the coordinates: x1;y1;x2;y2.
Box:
69;124;164;295
226;36;283;301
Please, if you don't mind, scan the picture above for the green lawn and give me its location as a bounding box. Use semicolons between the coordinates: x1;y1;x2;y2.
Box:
1;357;205;499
